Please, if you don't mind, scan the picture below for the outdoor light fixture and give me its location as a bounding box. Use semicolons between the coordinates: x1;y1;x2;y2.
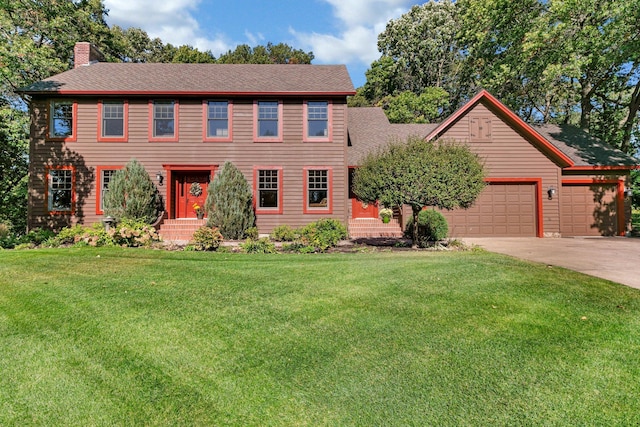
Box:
156;171;164;185
547;187;556;199
102;215;116;231
625;187;633;197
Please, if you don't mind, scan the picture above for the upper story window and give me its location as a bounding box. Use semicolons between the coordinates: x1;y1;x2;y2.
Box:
49;100;77;141
149;100;179;141
203;100;233;141
47;167;74;213
304;101;332;141
98;100;128;142
254;100;283;142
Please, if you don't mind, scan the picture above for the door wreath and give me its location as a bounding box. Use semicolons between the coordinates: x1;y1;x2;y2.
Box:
189;182;203;197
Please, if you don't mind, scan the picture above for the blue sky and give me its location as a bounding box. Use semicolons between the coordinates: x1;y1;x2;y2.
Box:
103;0;424;88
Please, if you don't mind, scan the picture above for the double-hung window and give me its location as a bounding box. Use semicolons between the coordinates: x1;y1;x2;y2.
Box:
304;101;331;141
204;100;232;141
47;167;74;213
304;167;332;214
254;167;282;214
150;100;178;141
49;100;76;141
99;100;127;141
254;101;283;142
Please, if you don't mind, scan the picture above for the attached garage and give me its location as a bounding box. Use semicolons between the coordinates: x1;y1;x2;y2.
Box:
561;181;622;236
443;181;540;237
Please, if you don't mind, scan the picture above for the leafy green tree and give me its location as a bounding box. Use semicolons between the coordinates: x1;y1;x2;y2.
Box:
0;104;29;232
103;159;162;223
0;0;116;100
362;1;461;116
217;42;313;64
353;137;485;246
380;88;449;123
205;162;255;239
458;0;640;153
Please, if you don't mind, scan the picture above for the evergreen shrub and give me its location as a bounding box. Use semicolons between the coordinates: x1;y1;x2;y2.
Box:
103;159;162;223
205;162;255;239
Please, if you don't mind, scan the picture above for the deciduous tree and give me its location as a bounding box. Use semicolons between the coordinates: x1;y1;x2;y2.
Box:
352;137;485;246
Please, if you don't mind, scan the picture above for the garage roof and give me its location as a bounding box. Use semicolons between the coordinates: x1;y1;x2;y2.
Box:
533;124;638;169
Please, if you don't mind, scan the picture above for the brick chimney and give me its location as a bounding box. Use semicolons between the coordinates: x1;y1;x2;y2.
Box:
73;42;105;68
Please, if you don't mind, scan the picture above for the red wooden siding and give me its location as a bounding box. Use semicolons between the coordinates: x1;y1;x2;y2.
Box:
28;97;348;233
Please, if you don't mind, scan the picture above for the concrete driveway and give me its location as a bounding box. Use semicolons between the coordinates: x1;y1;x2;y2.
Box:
463;237;640;290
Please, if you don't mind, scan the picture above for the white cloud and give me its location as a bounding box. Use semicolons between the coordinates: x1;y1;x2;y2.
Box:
104;0;231;54
293;0;414;66
244;31;265;47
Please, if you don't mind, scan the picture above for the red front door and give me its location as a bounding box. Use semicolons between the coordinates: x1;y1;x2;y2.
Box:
174;172;210;218
351;198;379;218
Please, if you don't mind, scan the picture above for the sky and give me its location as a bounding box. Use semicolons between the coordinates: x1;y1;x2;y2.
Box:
102;0;424;88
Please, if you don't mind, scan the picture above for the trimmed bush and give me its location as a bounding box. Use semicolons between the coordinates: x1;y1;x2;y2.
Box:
299;218;347;251
190;226;223;251
417;209;448;241
270;224;299;242
103;159;163;223
111;219;160;247
240;237;277;254
205;162;255;239
245;226;259;241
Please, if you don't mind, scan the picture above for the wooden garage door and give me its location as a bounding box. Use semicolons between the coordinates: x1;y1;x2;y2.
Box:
561;184;617;236
442;183;537;237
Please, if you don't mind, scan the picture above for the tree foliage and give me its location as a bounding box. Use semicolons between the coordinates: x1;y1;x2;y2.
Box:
217;42;313;64
205;162;255;240
362;1;461;118
103;159;162;223
381;88;449;124
363;0;640;154
353;137;485;246
0;104;29;232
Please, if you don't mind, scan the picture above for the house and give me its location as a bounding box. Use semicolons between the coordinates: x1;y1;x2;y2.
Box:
20;43;355;240
19;42;637;240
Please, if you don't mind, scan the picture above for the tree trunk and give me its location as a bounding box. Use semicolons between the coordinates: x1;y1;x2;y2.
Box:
580;82;593;131
411;206;420;249
619;80;640;154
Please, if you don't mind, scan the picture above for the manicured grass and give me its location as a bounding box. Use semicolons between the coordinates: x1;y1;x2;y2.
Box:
1;248;639;426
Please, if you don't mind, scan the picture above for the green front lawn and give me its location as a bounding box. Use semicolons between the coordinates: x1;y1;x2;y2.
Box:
1;248;639;425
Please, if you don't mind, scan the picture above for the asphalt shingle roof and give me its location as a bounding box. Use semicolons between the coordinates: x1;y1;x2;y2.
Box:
533;124;637;167
19;63;355;95
347;107;437;165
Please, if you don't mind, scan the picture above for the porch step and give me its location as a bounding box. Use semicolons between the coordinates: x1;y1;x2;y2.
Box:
158;219;207;242
349;218;403;239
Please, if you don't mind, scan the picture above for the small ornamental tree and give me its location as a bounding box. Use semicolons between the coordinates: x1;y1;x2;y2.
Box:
205;161;255;239
353;136;485;247
103;159;162;224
